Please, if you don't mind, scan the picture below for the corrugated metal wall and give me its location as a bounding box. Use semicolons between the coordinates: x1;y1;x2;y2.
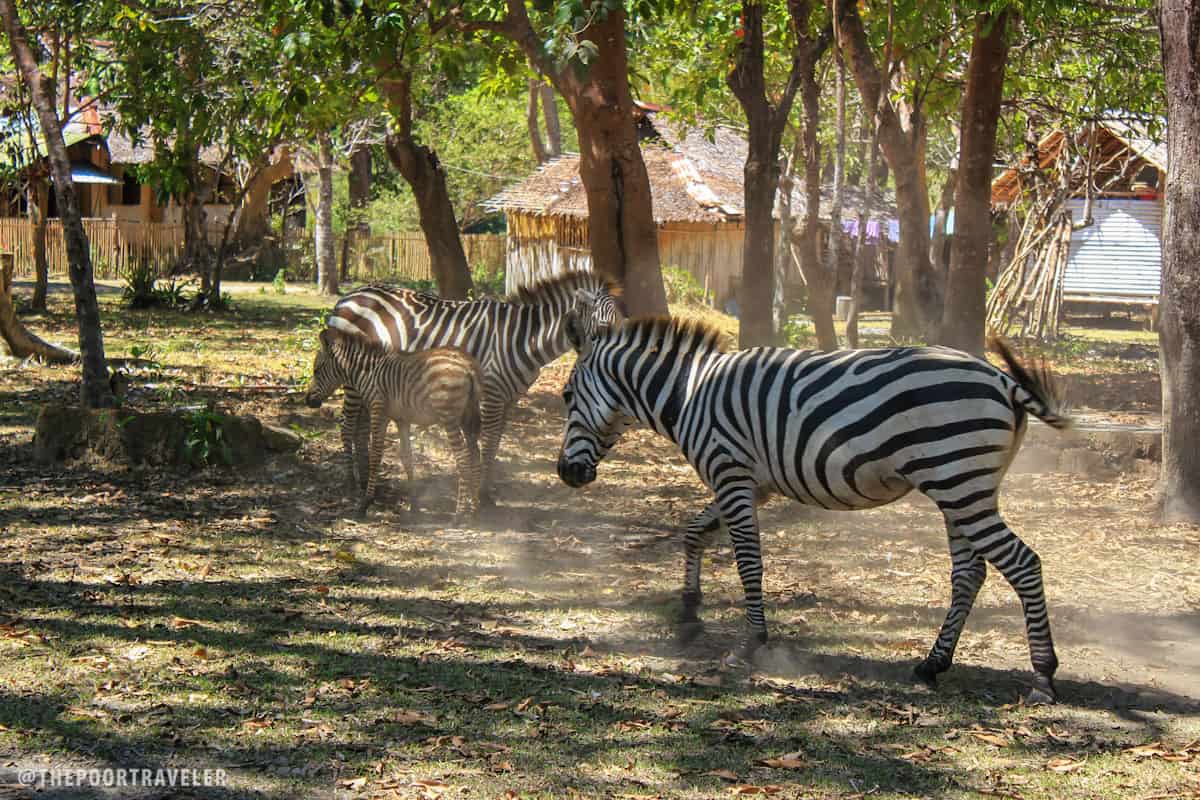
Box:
1064;198;1161;300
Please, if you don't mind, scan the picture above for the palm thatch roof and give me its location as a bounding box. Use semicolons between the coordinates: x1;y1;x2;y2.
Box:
484;107;895;225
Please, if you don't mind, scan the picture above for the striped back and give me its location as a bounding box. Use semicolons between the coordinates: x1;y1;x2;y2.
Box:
558;317;1068;509
327;273;623;395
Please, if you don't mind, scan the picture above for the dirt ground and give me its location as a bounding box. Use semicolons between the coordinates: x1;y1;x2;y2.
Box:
0;288;1196;799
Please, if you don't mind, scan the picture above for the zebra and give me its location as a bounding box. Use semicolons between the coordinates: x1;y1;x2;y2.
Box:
326;272;624;504
304;328;483;518
555;315;1071;703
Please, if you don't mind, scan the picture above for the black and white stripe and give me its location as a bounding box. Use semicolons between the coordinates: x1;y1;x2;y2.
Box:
556;317;1069;702
304;329;483;517
327;272;623;503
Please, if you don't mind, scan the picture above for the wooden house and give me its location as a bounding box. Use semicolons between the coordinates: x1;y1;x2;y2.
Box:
990;119;1166;312
485;106;897;306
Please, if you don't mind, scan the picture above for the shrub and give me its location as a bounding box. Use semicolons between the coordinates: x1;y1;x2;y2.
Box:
183;408;233;467
470;263;506;298
662;265;710;307
272;268;287;295
122;262;191;309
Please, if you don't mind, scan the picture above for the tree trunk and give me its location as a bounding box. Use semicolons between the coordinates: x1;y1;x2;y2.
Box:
1;0;112;407
847;106;881;349
1157;0;1200;522
777;8;838;353
798;76;838;351
825;53;847;324
315;132;338;296
481;2;666;314
235;147;293;245
835;0;939;341
941;9;1011;355
930;166;957;280
527;77;549;164
727;0;819;347
343;144;371;282
29;180;48;311
0;253;76;363
379;70;473;299
541;82;562;157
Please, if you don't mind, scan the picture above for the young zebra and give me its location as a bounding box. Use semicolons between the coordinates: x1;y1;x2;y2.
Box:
556;315;1071;703
304;328;482;518
326;272;624;504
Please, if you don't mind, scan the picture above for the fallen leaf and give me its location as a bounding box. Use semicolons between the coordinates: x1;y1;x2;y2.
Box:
969;730;1011;748
755;752;807;770
1046;757;1085;773
729;785;782;795
694;674;722;688
394;709;437;726
192;646;208;660
705;769;739;781
483;702;510;712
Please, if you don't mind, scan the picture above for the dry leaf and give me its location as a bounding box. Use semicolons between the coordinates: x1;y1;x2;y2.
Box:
969;730;1011;748
1046;757;1085;773
755;752;807;770
192;646;208;660
705;769;740;782
394;709;437;726
483;702;510;712
693;674;722;688
729;785;782;795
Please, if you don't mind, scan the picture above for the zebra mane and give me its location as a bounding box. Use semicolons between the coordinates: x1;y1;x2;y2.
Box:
616;315;728;354
322;326;389;356
509;271;623;305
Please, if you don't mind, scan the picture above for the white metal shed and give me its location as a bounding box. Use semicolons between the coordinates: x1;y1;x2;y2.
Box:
1064;197;1162;304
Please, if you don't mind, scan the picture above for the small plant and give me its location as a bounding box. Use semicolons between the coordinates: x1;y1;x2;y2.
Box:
781;316;816;348
662;265;710;307
129;342;162;368
121;261;159;308
183;408;233;467
470;263;506;298
273;268;287;295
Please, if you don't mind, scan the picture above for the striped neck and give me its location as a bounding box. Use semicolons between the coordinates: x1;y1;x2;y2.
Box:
592;319;724;440
510;274;609;364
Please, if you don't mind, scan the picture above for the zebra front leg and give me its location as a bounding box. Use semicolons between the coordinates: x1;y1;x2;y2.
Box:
444;423;480;521
339;388;363;492
477;396;511;508
358;404;388;517
676;502;722;645
353;398;371;492
914;521;987;687
714;482;770;660
946;504;1059;703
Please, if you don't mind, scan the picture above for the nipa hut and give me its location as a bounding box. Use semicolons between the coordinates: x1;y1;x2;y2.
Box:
986;118;1165;338
484;105;897;306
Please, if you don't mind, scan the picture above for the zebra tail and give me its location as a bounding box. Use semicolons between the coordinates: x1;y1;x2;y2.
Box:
988;337;1072;430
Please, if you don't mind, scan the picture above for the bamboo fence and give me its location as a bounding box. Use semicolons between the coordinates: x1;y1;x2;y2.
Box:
0;218;506;286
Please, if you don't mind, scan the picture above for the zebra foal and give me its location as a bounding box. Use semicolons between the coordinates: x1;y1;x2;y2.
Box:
305;329;483;518
555;315;1070;703
326;273;624;504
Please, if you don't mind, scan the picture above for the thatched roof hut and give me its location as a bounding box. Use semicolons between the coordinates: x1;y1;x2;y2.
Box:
485;106;896;304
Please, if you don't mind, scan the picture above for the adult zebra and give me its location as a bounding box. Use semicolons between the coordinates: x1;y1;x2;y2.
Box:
327;272;623;505
555;316;1070;703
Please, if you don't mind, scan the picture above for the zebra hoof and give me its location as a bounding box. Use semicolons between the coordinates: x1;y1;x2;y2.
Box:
736;631;768;662
1026;674;1057;705
674;621;705;645
912;659;943;688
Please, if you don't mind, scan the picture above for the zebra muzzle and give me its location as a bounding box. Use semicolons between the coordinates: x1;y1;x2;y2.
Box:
557;456;596;487
304;394;323;409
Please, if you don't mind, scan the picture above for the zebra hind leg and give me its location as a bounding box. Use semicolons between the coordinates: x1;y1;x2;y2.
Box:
914;521;987;687
676;501;722;645
444;423;480;522
714;482;769;660
936;501;1059;704
358;406;388;517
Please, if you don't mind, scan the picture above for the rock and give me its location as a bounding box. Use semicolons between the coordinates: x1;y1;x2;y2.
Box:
261;424;303;453
33;403;287;470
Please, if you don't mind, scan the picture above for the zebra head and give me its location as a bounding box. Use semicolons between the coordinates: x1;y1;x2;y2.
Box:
556;310;633;488
304;330;348;408
570;285;625;336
